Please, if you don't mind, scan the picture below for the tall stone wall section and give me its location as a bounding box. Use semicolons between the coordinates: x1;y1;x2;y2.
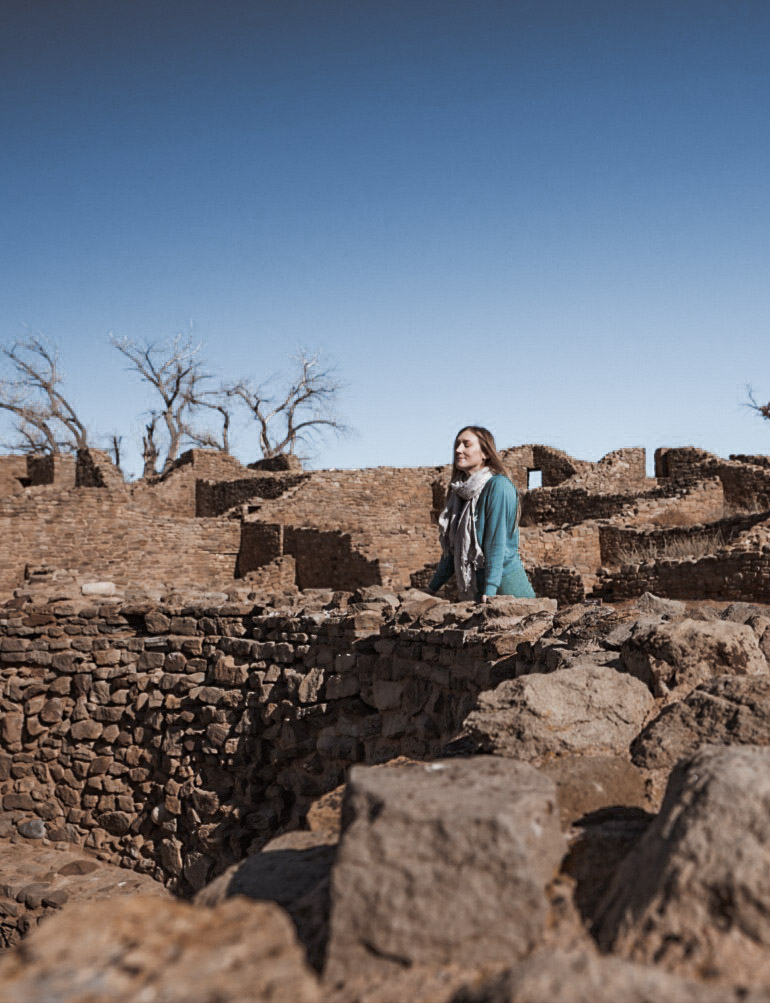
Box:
0;598;519;897
0;489;240;593
244;467;445;589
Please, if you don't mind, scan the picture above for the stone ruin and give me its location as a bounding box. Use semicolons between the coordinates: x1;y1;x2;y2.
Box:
1;444;770;1000
3;439;770;606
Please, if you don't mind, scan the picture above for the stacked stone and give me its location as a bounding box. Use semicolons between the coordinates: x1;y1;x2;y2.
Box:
0;593;553;898
599;545;770;602
0;488;241;593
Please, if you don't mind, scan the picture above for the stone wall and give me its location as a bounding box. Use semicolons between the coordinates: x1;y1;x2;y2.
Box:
0;489;240;593
242;467;444;590
598;542;770;601
0;456;28;497
597;511;768;569
522;477;723;529
129;450;253;518
655;447;770;512
196;473;310;518
521;524;602;576
0;595;539;896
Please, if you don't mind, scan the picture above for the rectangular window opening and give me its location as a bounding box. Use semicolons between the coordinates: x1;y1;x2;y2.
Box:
527;469;542;490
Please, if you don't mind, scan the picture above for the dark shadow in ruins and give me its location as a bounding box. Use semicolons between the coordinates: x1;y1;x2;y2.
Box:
283;528;381;592
205;843;335;971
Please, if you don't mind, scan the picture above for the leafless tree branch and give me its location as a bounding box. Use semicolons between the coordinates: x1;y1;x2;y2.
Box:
225;349;348;459
0;335;89;453
111;331;227;475
746;385;770;422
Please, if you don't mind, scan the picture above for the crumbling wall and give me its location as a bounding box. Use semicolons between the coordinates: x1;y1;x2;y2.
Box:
0;597;526;896
196;474;310;517
130;450;253;518
655;447;770;512
75;449;126;490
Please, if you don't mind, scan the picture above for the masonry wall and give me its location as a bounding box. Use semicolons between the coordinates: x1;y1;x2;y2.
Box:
0;599;517;906
244;467;444;589
0;457;27;498
599;544;770;601
521;524;602;576
0;489;240;593
129;450;253;518
196;473;310;517
655;447;770;512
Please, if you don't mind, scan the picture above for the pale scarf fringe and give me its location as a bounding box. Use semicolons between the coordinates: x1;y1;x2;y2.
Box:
437;467;493;600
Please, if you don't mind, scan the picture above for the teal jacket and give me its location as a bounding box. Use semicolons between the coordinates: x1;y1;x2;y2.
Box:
429;474;528;597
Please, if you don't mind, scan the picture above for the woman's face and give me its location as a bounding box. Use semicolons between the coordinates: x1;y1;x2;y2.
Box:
455;429;487;475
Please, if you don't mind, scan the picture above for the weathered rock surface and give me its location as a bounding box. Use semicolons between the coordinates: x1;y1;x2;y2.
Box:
540;756;650;828
195;829;335;970
634;591;687;619
324;758;565;984
465;665;653;764
619;617;768;699
451;946;751;1003
562;807;654;924
0;836;168;950
0;895;321;1003
631;674;770;769
594;745;770;984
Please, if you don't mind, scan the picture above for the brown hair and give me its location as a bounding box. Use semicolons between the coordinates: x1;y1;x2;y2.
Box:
450;425;508;483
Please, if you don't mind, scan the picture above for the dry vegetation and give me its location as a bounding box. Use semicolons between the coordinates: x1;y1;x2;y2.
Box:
615;530;726;566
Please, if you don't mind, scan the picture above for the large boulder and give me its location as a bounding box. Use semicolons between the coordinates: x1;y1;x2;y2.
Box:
619;618;768;700
451;946;751;1003
324;758;565;983
632;675;770;770
0;895;321;1002
464;664;654;764
593;745;770;985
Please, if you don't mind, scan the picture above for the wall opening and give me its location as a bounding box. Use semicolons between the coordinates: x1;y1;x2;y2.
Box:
527;469;542;490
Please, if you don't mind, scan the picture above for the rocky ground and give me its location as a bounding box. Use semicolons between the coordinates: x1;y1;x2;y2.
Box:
2;591;770;1001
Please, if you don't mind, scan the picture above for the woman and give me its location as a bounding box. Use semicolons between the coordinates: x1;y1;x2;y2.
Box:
428;426;535;602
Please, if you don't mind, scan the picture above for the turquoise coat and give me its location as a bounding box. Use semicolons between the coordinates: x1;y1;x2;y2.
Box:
429;474;535;598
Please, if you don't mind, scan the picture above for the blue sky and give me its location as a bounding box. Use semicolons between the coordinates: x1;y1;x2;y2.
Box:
2;0;770;478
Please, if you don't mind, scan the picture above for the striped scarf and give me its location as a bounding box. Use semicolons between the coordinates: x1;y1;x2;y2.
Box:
437;467;493;600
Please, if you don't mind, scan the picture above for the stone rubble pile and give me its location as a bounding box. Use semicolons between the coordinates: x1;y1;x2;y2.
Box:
0;588;770;1000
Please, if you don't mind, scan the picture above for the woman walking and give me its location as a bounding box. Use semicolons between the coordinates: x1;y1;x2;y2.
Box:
428;426;535;602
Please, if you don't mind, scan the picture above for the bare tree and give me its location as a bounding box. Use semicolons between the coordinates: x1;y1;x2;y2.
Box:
183;392;232;454
141;418;160;479
226;350;347;459
0;335;89;453
110;331;222;475
746;386;770;422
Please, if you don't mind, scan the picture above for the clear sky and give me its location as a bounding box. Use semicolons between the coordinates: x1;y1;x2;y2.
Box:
2;0;770;478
